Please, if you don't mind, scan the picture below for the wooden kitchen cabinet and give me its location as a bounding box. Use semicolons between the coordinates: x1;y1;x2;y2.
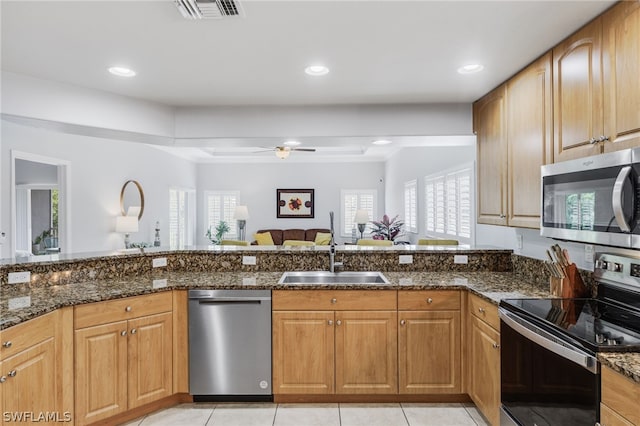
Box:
272;290;397;396
601;366;640;426
467;294;501;426
398;290;461;394
74;292;173;425
0;309;73;426
506;52;552;228
474;85;508;226
602;1;640;153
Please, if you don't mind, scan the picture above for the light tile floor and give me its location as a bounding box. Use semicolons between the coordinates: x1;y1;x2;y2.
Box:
121;402;489;426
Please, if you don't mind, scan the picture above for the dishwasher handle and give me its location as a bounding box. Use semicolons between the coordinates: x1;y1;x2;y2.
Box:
197;297;270;304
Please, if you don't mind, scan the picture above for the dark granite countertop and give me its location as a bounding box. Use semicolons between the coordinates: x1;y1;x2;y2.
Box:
598;352;640;385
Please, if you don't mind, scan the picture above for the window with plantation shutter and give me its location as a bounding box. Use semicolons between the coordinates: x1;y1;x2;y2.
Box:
204;191;240;240
341;189;377;237
169;188;195;249
424;164;473;244
404;180;418;233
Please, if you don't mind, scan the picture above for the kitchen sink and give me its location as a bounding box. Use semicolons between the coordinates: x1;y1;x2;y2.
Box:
278;271;390;285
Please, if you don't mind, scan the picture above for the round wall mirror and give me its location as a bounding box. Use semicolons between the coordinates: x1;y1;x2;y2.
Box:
120;180;145;220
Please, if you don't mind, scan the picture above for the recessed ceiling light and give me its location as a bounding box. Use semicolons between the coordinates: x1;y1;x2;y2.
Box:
283;140;301;147
457;64;484;74
372;139;393;146
108;66;136;77
305;65;329;76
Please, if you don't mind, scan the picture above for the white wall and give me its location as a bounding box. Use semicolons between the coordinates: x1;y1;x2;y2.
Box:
384;144;477;243
1;121;196;257
15;159;57;185
196;161;385;244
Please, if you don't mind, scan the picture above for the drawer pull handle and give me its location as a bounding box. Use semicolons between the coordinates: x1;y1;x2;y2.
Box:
121;330;127;336
331;298;337;304
8;370;16;377
478;307;486;314
0;376;5;384
130;328;137;335
2;341;12;348
328;320;333;326
336;320;342;326
400;319;406;326
125;306;132;312
427;298;433;304
492;343;500;349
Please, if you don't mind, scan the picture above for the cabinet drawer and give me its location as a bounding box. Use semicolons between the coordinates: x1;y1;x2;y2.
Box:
600;403;634;426
74;291;173;329
601;367;640;426
469;293;499;331
398;290;460;310
273;290;397;311
0;310;56;360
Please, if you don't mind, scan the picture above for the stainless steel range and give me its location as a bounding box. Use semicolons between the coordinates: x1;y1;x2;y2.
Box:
499;253;640;426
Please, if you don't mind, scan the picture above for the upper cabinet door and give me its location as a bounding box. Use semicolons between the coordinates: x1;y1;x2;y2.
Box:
602;1;640;152
507;53;553;229
553;18;604;162
474;85;508;226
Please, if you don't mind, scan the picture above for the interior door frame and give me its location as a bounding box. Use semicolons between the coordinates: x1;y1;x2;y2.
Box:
11;150;71;257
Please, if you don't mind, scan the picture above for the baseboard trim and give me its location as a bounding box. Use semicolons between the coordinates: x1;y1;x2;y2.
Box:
273;394;472;404
88;393;193;426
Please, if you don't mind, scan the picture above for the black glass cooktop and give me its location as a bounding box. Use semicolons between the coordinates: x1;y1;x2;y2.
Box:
500;298;640;352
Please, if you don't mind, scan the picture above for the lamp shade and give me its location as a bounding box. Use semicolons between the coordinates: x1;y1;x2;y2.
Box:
234;205;250;220
115;215;139;233
354;209;370;224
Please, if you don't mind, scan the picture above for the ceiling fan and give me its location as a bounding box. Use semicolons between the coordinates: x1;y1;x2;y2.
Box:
256;146;317;159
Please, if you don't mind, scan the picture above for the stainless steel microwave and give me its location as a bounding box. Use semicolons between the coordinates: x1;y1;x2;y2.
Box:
541;148;640;248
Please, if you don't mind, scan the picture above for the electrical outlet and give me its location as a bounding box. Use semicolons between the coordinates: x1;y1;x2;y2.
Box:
152;257;167;268
152;279;167;289
242;256;257;265
454;255;468;264
8;296;31;310
516;234;523;250
8;271;31;284
399;255;413;264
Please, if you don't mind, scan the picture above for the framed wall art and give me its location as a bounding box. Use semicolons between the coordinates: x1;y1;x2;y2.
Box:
277;189;314;218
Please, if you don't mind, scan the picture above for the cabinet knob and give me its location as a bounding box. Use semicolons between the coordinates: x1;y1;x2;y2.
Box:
130;328;137;335
589;137;599;144
7;370;16;377
427;298;433;304
331;298;337;304
598;135;610;143
400;319;406;326
492;343;500;349
0;376;5;383
121;330;127;336
2;341;12;348
336;320;342;326
125;306;132;312
499;214;506;219
328;320;333;326
478;307;486;314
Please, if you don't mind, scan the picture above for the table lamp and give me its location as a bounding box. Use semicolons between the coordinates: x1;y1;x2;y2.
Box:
234;205;250;241
115;215;138;249
354;209;370;240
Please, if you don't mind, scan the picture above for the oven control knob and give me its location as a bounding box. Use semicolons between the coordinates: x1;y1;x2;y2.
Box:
613;263;623;272
595;260;605;269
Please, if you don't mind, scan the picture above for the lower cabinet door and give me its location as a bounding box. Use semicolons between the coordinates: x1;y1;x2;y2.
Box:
398;311;461;394
335;310;398;394
272;311;335;394
75;321;128;425
600;403;634;426
128;312;173;409
1;338;61;425
469;315;501;426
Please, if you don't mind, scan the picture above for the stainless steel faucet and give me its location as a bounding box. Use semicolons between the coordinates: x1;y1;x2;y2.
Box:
329;211;343;273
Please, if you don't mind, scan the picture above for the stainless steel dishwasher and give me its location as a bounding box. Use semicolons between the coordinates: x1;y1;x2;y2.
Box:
188;289;272;401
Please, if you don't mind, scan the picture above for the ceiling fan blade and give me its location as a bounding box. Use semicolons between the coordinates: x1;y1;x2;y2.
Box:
252;148;275;153
291;148;316;152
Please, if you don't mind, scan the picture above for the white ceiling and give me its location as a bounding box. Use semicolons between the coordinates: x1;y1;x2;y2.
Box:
0;0;616;161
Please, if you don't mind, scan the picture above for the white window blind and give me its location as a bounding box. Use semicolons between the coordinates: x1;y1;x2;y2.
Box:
169;188;195;249
404;180;418;233
205;191;239;240
424;165;473;243
341;190;377;237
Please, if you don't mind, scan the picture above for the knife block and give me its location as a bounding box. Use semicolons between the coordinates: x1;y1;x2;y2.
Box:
549;263;588;298
549;276;564;297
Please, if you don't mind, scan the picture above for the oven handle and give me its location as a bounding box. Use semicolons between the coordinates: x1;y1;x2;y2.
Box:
499;308;599;374
612;165;632;233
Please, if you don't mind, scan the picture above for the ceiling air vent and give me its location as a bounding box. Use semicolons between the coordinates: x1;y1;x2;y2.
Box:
175;0;243;20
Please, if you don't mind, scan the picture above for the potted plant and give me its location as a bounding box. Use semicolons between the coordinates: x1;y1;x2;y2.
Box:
32;229;50;254
370;214;405;242
206;220;231;245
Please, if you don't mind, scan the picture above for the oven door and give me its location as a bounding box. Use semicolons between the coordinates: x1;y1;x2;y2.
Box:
541;149;636;248
499;309;600;426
